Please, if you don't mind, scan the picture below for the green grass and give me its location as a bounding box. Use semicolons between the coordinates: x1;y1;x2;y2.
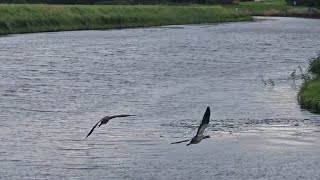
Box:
299;55;320;113
298;77;320;113
1;0;319;35
225;0;320;17
0;4;251;35
308;56;320;75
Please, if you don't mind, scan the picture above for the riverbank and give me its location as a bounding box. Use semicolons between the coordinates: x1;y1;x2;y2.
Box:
1;0;320;35
226;0;320;18
299;55;320;113
0;4;251;35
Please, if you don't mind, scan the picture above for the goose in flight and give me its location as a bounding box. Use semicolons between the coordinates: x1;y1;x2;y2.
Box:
85;114;134;139
171;107;211;146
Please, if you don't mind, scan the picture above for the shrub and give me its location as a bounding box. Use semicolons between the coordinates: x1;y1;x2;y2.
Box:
308;55;320;75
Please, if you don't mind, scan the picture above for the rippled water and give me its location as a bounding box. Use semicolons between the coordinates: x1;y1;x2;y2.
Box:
1;17;320;179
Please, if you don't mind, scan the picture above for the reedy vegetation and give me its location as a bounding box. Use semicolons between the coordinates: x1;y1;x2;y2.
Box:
0;4;250;35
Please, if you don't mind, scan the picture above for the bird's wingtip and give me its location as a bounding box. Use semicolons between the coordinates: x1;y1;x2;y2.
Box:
205;106;211;114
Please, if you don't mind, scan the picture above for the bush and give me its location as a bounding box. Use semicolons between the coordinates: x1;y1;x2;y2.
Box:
308;55;320;75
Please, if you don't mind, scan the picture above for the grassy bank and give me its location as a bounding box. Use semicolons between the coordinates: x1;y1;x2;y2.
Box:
226;0;320;18
298;55;320;113
1;0;319;35
0;4;251;35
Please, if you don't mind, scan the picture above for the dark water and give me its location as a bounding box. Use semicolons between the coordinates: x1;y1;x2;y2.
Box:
1;17;320;179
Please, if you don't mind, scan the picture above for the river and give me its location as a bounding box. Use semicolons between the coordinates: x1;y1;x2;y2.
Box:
1;17;320;179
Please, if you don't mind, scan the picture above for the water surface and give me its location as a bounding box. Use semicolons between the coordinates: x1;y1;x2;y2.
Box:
1;17;320;179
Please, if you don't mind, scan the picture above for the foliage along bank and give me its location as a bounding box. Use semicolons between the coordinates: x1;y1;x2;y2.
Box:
0;4;251;35
298;55;320;113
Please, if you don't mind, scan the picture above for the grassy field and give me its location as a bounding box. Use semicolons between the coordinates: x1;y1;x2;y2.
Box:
299;56;320;113
0;4;251;35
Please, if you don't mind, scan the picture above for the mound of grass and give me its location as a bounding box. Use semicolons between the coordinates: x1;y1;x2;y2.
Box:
299;77;320;113
0;4;251;35
299;55;320;113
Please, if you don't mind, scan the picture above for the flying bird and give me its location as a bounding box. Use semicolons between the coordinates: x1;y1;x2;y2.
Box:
85;114;134;139
171;107;211;146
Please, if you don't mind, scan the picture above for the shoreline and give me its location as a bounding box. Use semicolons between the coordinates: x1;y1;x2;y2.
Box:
0;1;319;36
298;55;320;113
0;4;251;36
298;78;320;113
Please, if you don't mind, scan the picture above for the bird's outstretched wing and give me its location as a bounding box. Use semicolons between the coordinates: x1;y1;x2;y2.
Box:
196;107;210;136
108;114;134;120
171;139;191;144
85;121;100;139
85;114;134;139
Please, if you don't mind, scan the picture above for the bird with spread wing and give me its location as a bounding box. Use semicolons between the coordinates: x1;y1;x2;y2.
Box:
85;114;134;139
171;107;211;146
